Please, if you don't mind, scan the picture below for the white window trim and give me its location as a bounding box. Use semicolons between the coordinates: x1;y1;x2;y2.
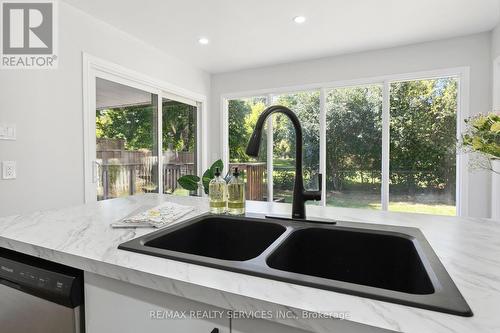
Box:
381;81;390;211
266;94;274;202
319;88;327;206
222;66;470;216
82;53;208;203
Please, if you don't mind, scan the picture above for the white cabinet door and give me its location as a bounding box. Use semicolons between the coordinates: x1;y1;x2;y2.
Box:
231;318;312;333
84;272;229;333
231;318;394;333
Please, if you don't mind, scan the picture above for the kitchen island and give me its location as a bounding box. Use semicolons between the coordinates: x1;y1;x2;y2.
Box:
0;194;499;332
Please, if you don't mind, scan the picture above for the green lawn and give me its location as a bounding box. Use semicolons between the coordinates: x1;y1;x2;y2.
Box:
385;202;455;215
173;186;455;216
275;189;456;216
271;159;456;216
273;158;295;169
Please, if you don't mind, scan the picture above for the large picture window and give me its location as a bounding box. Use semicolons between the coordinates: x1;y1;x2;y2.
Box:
225;71;462;216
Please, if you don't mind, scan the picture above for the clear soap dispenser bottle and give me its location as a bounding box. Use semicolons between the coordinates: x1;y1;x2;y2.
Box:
209;167;227;214
227;167;245;215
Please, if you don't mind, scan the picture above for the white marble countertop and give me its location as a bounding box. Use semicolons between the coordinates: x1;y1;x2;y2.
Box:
0;194;499;332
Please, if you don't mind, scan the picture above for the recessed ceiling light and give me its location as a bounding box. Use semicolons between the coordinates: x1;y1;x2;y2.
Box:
293;16;306;24
198;37;209;45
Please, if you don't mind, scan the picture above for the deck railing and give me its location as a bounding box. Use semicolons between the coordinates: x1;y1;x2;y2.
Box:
97;160;196;200
229;162;266;201
163;163;196;193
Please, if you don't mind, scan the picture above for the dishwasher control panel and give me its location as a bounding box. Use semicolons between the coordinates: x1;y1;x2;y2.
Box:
0;258;73;294
0;248;83;308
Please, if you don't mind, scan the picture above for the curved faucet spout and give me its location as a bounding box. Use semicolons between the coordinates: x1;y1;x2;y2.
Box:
246;105;304;175
246;105;322;219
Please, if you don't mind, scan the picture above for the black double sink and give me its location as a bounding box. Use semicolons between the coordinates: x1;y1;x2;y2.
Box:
118;214;472;316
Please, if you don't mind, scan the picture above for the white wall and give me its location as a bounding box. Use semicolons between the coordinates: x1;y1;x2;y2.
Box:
491;0;500;60
492;22;500;109
0;2;210;216
210;33;492;218
492;24;500;59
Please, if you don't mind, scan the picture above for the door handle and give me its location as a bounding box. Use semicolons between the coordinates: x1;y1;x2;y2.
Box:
92;160;101;183
210;329;219;333
0;278;21;290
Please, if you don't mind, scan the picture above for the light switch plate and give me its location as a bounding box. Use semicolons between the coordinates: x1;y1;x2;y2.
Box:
0;123;16;140
2;161;16;179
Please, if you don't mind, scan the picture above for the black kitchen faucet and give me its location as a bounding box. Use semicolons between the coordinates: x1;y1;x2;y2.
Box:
246;105;322;219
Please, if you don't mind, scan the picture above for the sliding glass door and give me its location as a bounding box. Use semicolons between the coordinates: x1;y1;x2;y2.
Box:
95;78;159;200
93;78;200;201
162;97;198;195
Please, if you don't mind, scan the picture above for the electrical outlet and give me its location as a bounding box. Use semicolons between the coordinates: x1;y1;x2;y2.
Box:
2;161;16;180
0;123;16;140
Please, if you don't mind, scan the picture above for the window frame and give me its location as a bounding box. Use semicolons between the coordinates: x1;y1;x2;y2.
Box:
222;67;469;216
83;53;207;202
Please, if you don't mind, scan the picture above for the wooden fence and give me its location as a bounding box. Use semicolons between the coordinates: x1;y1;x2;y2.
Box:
229;162;266;201
163;163;196;193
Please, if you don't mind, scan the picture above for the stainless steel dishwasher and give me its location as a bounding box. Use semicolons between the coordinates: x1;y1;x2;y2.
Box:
0;248;84;333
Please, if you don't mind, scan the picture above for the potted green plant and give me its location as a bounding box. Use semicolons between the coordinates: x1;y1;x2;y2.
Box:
461;112;500;219
177;159;225;195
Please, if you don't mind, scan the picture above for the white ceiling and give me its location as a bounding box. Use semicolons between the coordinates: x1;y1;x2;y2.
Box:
64;0;500;73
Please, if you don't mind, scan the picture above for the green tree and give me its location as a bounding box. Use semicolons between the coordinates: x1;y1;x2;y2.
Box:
228;100;251;162
326;86;382;190
274;91;320;189
96;100;197;154
226;78;458;207
96;104;156;150
228;97;268;162
162;100;196;153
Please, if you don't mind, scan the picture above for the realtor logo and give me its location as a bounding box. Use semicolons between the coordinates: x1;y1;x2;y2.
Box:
1;0;58;68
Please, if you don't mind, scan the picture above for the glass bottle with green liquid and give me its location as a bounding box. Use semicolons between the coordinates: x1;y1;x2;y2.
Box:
209;167;227;214
227;167;245;215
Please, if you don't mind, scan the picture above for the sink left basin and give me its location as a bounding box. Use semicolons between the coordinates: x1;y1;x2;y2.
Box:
119;214;287;261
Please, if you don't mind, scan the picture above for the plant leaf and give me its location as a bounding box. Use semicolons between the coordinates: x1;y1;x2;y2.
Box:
203;168;214;181
202;168;214;194
177;175;200;191
210;159;224;175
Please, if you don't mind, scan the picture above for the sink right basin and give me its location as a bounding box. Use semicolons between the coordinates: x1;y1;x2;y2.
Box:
267;227;434;294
